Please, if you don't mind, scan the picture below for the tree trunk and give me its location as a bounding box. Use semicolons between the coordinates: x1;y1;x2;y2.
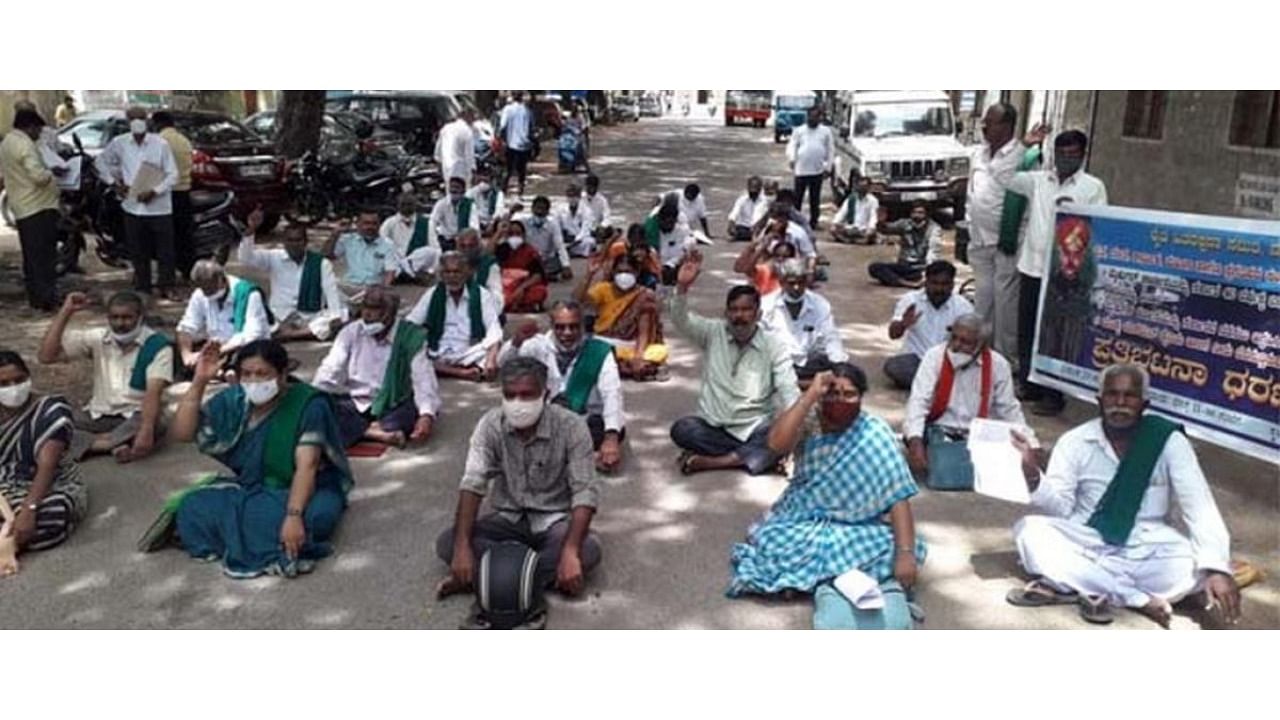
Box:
276;90;326;159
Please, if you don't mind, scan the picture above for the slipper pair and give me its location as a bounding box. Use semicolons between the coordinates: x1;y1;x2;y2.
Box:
1007;580;1112;625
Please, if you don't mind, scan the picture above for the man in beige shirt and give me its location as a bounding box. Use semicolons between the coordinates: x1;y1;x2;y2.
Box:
0;109;64;311
38;291;174;463
153;111;196;281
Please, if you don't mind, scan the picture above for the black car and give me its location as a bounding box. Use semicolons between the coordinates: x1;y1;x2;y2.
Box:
245;110;407;162
325;92;461;156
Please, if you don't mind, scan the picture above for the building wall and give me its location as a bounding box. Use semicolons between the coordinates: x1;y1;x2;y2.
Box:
1085;90;1280;218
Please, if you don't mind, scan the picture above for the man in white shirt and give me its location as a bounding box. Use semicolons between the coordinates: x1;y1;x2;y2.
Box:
522;195;571;280
405;252;503;381
764;259;847;383
583;174;612;235
903;313;1025;477
499;91;534;197
314;287;440;447
435;108;476;186
500;302;626;473
673;184;710;238
727;176;766;242
831;175;880;245
238;209;345;342
429;176;482;252
176;260;271;372
556;183;595;258
751;179;780;226
884;260;975;389
380;192;440;283
1006;364;1239;627
467;165;505;234
786;107;834;229
1006;130;1108;417
649;200;696;285
95;106;180;300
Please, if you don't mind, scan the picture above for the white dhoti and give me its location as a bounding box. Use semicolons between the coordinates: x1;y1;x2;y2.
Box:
274;309;344;341
1014;515;1199;608
400;246;441;277
432;342;488;368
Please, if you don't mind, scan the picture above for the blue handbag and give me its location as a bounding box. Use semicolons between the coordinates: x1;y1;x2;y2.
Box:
813;579;920;630
924;424;974;491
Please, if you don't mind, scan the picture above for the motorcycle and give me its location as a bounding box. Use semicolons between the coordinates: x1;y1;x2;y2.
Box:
285;148;426;224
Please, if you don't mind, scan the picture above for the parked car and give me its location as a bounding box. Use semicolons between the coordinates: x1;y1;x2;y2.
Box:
246;110;408;162
58;109;289;230
325;91;461;156
639;95;663;118
610;96;640;123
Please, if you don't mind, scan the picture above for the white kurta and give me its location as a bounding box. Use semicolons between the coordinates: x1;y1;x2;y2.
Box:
435;118;476;184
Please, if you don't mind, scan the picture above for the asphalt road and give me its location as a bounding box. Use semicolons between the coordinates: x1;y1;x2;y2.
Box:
1;113;1276;629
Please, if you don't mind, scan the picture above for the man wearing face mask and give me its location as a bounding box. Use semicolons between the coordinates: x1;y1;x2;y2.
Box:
831;174;880;245
734;232;797;298
176;260;272;373
727;176;767;242
499;302;626;472
1003;130;1108;416
750;179;781;226
902;313;1025;479
95;107;180;300
0;110;66;311
323;211;399;297
380;192;441;283
238;208;345;342
455;229;504;317
37;291;173;464
466;166;505;235
555;183;596;257
314;287;440;448
762;259;848;385
519;195;571;281
669;251;800;476
582;173;612;238
1006;364;1238;628
786;107;834;230
869;201;942;288
428;176;481;252
884;260;974;390
435;357;601;600
406;252;503;382
728;365;926;598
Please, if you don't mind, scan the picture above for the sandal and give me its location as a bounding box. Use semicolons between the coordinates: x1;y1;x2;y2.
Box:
1006;579;1078;607
678;450;697;476
1078;595;1114;625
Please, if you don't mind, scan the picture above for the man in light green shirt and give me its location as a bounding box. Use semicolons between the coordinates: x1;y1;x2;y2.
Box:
0;109;64;311
669;251;800;475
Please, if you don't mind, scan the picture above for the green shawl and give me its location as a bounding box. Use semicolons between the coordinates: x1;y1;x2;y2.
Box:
997;146;1042;256
1087;415;1181;546
370;322;428;418
643;215;661;250
561;338;613;414
231;278;272;331
424;285;485;352
296;251;325;313
407;214;430;254
128;332;173;392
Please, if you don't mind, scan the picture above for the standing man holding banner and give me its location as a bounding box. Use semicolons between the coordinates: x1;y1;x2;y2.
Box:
1004;130;1107;416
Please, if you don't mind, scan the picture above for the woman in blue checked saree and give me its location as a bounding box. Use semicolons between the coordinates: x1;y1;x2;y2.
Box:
166;339;352;579
0;351;86;558
728;363;926;597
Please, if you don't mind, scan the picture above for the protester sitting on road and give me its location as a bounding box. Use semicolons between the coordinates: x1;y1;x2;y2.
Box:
494;219;550;313
1006;363;1239;628
645;196;695;286
406;252;502;382
674;183;711;238
434;356;602;599
0;350;87;559
831;175;880;245
466;165;505;236
869;201;942;288
37;291;173;464
884;260;974;390
727;365;926;597
500;302;626;472
669;252;800;475
583;173;612;238
456;228;504;316
734;230;797;298
176;260;271;374
752;189;813;240
750;179;781;225
520;195;571;281
617;226;663;290
313;287;440;448
555;182;596;258
727;175;767;242
381;192;441;284
429;176;481;252
575;251;669;381
322;211;399;297
763;259;848;384
167;339;352;579
238;209;346;342
903;313;1025;477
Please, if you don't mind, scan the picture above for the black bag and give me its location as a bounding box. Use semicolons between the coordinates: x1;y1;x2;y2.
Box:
954;226;971;265
474;541;545;630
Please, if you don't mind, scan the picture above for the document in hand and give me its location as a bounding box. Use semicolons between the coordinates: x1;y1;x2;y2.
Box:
56;157;82;190
129;161;165;201
967;418;1036;504
834;567;885;610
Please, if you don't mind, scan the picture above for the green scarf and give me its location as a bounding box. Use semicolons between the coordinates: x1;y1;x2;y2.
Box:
262;383;321;490
370;322;428;417
296;251;325;313
423;285;485;352
472;254;498;287
643;215;661;250
561;339;613;414
843;193;858;224
486;189;498;218
456;197;473;231
406;215;430;254
231;278;272;331
997;146;1042;256
1087;415;1181;546
128;332;173;392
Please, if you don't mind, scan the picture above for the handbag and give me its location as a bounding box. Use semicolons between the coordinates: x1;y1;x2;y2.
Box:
813;579;921;630
924;424;975;491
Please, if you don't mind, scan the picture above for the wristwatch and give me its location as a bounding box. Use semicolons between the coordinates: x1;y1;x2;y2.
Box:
286;507;303;517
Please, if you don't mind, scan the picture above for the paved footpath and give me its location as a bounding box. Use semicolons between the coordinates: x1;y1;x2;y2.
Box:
1;114;1275;629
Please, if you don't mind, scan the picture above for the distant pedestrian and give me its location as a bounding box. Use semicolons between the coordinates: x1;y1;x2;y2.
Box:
0;109;66;310
499;91;534;197
152;111;196;281
786;106;834;229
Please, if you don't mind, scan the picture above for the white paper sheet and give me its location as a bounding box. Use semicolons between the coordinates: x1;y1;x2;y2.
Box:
968;418;1035;505
55;157;82;190
833;567;885;610
128;161;165;201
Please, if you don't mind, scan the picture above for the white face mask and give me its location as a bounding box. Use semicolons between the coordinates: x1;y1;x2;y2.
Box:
613;272;637;291
130;119;148;135
502;397;544;429
242;379;280;406
112;325;143;345
475;182;491;193
947;350;975;368
0;380;32;409
506;235;524;249
360;320;386;336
